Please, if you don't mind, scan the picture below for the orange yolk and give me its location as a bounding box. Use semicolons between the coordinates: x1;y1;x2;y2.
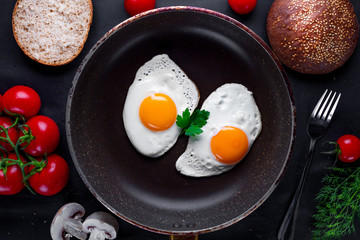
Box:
210;126;249;165
139;93;177;131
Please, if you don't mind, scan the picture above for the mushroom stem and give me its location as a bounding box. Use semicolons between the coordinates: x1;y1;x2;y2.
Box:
63;218;88;240
88;228;108;240
50;203;87;240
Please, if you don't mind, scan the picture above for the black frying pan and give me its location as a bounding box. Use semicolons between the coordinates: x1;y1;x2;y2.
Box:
66;6;295;237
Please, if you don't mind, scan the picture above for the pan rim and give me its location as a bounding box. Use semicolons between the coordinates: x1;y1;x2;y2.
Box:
66;5;296;235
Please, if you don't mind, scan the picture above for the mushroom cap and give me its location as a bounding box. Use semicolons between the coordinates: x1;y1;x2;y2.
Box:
83;212;119;239
50;203;86;240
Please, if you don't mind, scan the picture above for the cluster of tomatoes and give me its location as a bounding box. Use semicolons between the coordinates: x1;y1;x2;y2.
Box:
123;0;257;16
0;85;69;196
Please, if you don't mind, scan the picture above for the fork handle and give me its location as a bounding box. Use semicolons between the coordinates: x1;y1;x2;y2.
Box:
277;138;317;240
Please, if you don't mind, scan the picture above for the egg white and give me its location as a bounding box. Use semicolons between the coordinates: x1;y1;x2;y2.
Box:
176;83;262;177
123;54;199;157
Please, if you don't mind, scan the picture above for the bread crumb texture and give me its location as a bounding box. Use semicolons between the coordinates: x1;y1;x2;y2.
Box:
13;0;93;66
267;0;359;74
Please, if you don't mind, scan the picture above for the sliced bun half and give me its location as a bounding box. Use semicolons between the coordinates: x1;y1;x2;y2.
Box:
12;0;93;66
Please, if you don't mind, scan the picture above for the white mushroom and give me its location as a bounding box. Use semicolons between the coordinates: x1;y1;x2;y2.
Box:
82;212;119;240
50;202;88;240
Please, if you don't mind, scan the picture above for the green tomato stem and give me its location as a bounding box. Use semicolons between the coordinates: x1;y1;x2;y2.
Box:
0;117;40;194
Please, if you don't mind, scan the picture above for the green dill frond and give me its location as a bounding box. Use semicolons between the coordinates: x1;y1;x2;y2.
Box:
312;167;360;240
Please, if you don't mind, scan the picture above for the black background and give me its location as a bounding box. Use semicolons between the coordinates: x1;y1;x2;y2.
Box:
1;0;360;239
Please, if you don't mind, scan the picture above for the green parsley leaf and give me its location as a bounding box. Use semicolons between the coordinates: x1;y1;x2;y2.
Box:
184;125;203;137
190;109;210;127
176;108;210;137
176;108;191;129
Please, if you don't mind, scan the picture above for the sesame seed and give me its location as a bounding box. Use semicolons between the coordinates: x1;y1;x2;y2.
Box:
279;0;359;65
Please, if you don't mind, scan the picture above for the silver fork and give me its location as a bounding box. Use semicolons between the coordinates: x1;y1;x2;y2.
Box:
277;89;341;240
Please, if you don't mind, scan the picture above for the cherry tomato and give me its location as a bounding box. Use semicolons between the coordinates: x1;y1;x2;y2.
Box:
336;135;360;163
0;153;26;195
28;154;69;196
22;115;60;157
124;0;156;16
2;85;41;118
0;116;19;153
228;0;257;14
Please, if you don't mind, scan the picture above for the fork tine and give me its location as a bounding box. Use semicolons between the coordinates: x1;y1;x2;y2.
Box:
316;90;332;119
321;92;336;120
311;89;328;118
326;93;341;122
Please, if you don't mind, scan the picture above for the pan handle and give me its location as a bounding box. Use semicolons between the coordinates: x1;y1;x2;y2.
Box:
170;235;198;240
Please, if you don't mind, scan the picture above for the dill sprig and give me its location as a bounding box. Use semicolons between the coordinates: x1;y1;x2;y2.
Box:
312;167;360;239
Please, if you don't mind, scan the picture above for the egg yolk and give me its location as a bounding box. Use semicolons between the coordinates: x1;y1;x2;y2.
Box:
139;93;177;131
210;126;249;165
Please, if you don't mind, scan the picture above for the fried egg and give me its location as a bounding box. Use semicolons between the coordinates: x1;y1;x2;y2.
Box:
123;54;199;157
176;83;262;177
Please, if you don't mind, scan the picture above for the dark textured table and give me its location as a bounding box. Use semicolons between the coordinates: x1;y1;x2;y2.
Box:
1;0;360;239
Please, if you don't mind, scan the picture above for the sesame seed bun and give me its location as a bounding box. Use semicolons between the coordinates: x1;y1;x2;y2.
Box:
12;0;93;66
266;0;359;74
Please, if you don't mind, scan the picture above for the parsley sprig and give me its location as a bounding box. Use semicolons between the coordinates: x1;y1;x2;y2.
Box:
312;166;360;239
176;108;209;137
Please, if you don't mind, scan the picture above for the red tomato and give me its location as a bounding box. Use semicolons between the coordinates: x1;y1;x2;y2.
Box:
28;154;69;196
2;85;41;118
0;153;26;195
0;116;19;153
124;0;156;16
337;135;360;163
22;115;60;157
228;0;257;14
